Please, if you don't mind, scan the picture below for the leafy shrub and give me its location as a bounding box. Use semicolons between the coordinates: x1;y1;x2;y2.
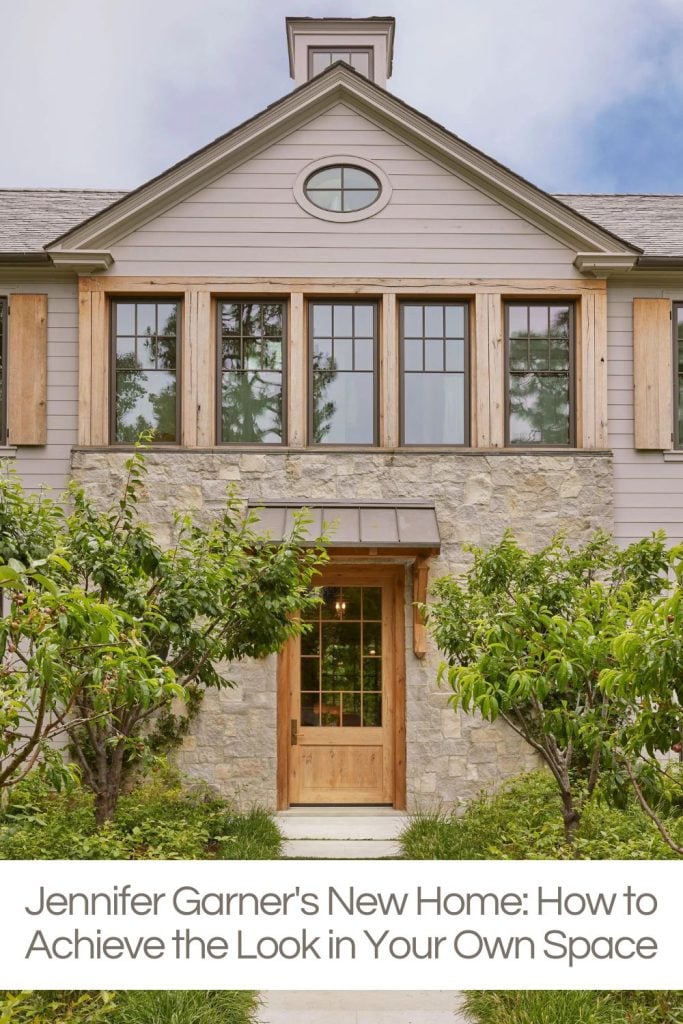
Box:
400;772;682;860
464;989;683;1024
0;991;258;1024
0;768;282;860
0;991;117;1024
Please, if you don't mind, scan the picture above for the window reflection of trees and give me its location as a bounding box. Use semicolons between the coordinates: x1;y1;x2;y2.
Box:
508;304;571;445
115;303;177;442
220;301;283;443
310;303;375;444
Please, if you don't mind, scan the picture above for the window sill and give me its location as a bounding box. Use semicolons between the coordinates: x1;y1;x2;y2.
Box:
72;444;611;457
0;446;17;459
663;450;683;462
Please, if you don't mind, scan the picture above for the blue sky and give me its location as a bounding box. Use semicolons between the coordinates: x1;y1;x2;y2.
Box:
4;0;683;194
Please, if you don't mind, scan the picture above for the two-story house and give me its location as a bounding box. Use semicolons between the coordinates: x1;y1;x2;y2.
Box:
1;17;682;811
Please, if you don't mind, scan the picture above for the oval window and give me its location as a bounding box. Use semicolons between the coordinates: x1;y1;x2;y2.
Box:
304;165;381;213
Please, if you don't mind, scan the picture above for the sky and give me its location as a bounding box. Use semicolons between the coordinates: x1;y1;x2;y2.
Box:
3;0;683;195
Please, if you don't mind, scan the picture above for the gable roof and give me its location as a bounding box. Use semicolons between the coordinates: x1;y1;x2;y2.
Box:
42;62;639;262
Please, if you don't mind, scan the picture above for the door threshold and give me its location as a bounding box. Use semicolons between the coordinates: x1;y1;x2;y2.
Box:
280;805;405;816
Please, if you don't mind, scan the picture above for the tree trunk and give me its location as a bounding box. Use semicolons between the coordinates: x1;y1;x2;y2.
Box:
92;735;125;827
560;789;581;845
94;784;119;827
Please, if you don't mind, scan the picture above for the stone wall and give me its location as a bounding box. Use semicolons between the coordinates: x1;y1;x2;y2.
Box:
71;449;614;810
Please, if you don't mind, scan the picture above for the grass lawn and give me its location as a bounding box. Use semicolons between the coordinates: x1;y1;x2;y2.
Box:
0;990;260;1024
464;989;683;1024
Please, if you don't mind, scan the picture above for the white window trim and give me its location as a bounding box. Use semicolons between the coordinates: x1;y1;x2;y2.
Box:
293;155;392;223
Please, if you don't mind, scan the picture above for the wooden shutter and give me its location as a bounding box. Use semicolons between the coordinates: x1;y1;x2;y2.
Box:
7;294;48;446
633;297;673;450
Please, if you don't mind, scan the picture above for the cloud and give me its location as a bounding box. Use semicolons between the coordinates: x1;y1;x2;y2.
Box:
2;0;683;191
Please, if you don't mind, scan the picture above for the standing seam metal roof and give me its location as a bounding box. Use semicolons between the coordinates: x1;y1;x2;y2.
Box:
246;501;441;548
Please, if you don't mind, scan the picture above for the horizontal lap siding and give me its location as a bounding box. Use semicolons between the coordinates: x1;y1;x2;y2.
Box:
0;274;78;492
108;102;580;279
608;281;683;545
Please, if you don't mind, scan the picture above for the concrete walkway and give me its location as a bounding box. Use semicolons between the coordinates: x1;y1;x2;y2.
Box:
256;989;471;1023
276;807;407;859
261;812;470;1022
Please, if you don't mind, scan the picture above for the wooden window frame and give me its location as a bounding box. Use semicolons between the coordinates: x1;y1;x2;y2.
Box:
307;298;379;447
398;300;471;447
0;298;6;444
109;297;183;446
504;299;576;448
215;298;288;447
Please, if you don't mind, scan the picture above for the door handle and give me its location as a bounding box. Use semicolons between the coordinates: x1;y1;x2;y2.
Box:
291;719;298;745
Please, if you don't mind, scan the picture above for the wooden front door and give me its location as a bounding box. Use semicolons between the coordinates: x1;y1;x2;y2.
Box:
279;565;405;807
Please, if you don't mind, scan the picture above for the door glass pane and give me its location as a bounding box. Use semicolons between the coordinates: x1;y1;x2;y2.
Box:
363;588;382;619
363;692;382;727
342;693;362;726
301;692;320;726
301;585;383;727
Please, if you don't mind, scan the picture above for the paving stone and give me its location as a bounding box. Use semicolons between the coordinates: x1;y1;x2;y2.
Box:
276;815;407;841
256;990;471;1023
283;838;400;859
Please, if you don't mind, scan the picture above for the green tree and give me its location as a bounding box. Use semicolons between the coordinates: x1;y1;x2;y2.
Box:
427;531;680;846
1;452;325;824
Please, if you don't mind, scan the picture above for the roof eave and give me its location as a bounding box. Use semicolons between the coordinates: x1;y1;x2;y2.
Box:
574;253;639;275
0;252;52;265
48;250;114;271
636;255;683;269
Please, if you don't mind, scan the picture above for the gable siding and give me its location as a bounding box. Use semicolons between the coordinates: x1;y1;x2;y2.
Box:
607;279;683;545
0;273;78;493
107;104;581;279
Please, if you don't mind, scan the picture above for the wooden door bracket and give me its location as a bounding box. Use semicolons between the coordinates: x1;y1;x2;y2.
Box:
412;554;433;659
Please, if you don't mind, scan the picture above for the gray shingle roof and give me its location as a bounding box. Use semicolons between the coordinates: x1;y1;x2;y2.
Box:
556;194;683;259
0;188;125;254
2;185;683;261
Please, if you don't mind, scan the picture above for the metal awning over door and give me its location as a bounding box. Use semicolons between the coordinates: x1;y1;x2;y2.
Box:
247;500;440;551
247;500;441;659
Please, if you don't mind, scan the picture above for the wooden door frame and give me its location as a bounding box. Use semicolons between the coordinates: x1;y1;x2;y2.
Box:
277;562;406;809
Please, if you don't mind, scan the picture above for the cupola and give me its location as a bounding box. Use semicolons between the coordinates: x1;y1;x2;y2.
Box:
286;16;395;89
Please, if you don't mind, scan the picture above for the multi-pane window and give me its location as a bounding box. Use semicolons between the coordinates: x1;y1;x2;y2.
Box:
219;301;285;444
676;305;683;447
304;165;381;213
309;47;372;78
0;299;6;443
113;300;179;443
506;302;573;446
300;586;383;728
401;302;468;445
310;302;377;445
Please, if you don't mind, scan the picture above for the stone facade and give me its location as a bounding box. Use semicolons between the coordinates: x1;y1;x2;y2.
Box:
71;449;613;810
